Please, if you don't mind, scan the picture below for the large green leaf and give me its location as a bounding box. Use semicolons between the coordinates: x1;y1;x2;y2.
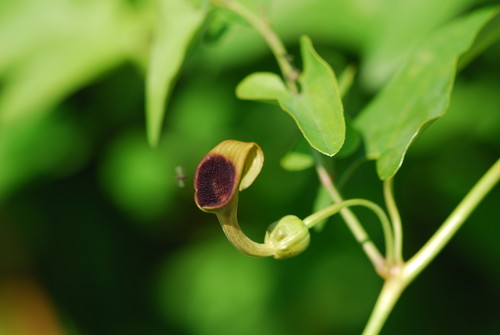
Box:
457;11;500;70
279;64;359;172
355;7;500;180
237;36;345;156
145;0;207;146
360;0;473;90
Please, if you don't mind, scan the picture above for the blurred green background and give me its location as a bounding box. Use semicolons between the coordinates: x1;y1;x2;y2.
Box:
0;0;499;334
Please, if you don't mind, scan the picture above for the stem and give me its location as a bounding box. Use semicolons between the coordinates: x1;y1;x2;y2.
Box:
361;278;406;335
383;178;403;264
217;196;275;257
315;162;388;276
404;158;500;283
212;0;298;92
363;158;500;335
220;219;274;257
303;199;394;262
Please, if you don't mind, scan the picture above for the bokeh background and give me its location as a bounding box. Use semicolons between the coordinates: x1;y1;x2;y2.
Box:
1;0;499;334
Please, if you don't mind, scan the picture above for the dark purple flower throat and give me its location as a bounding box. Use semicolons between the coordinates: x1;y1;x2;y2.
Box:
195;154;236;208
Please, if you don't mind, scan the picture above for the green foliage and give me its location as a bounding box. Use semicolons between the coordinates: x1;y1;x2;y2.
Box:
280;140;315;171
360;0;474;90
356;7;500;180
237;36;345;156
146;0;208;146
1;1;499;335
0;0;138;127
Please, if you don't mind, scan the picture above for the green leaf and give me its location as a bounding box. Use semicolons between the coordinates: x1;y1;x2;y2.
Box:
338;64;357;98
355;8;500;180
457;11;500;70
236;72;287;101
203;8;232;43
146;0;207;146
237;35;345;156
282;36;345;156
278;63;358;171
360;0;473;90
280;151;314;171
280;139;315;171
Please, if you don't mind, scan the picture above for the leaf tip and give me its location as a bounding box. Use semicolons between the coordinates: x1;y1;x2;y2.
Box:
146;120;161;148
299;34;312;46
147;133;159;148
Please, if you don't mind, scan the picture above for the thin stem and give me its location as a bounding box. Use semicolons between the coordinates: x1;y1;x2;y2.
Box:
212;0;298;92
362;158;500;335
383;178;403;264
404;158;500;283
303;199;394;262
217;196;275;257
361;278;406;335
315;162;388;276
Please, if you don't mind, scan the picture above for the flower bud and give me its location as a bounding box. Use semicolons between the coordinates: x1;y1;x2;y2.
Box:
265;215;310;259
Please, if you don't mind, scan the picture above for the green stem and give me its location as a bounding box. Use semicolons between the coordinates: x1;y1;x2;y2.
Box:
212;0;298;92
383;178;403;264
303;199;394;262
361;278;406;335
404;158;500;283
362;158;500;335
217;195;275;257
315;162;388;276
220;218;275;257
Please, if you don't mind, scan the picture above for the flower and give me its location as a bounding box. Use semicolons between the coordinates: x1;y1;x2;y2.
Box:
194;140;309;259
194;140;263;214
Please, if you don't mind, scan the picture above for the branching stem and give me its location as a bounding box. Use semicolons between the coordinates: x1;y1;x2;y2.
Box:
363;158;500;335
212;0;298;92
210;4;500;334
315;162;388;277
304;198;394;262
403;158;500;283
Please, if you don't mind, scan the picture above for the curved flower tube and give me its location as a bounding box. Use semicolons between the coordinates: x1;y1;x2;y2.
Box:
194;140;309;259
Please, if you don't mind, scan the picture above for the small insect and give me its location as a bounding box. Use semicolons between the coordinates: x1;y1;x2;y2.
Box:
175;166;187;188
